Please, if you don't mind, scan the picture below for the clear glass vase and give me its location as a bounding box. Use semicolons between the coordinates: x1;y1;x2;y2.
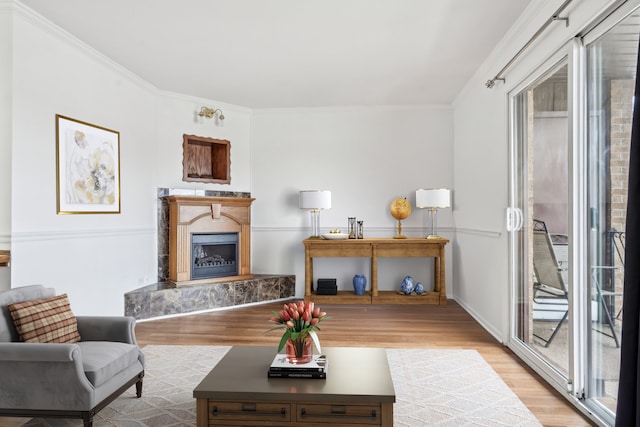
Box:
285;336;313;364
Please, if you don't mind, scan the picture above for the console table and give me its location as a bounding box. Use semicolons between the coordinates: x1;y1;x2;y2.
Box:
0;250;9;267
303;238;449;305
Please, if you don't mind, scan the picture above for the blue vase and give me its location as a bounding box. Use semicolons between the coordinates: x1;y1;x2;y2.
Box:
400;276;415;294
415;282;424;295
353;274;367;295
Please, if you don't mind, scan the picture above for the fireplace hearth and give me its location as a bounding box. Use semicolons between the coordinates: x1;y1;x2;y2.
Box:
125;274;296;320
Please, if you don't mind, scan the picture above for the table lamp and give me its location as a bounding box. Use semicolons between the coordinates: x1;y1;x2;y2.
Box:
299;190;331;238
416;188;451;239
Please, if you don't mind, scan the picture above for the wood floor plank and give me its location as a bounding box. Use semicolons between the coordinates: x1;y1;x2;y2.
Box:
135;300;596;426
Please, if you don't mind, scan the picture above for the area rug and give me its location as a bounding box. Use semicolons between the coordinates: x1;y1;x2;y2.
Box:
25;345;541;427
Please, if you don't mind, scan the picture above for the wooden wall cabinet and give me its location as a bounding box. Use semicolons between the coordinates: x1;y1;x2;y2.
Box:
182;135;230;184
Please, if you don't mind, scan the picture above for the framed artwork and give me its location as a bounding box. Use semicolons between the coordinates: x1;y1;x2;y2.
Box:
56;114;121;214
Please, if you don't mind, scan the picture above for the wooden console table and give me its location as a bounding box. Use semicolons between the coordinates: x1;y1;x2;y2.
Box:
0;250;9;267
303;238;449;305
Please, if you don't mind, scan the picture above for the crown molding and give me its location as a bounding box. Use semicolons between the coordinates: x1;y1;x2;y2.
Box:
252;104;452;116
452;0;560;107
11;0;157;94
159;90;253;114
0;0;14;14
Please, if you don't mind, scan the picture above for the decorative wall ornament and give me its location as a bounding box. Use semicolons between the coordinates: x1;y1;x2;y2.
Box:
56;115;120;214
198;106;225;121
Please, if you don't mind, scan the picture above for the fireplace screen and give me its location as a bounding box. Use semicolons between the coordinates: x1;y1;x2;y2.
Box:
191;232;238;280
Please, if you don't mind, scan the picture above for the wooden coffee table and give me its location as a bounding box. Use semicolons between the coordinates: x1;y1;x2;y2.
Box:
193;346;395;426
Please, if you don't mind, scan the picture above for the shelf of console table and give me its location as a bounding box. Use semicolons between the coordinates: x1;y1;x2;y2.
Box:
0;250;10;267
303;238;449;305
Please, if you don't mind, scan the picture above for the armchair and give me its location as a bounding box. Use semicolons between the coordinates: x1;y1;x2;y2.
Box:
0;285;145;427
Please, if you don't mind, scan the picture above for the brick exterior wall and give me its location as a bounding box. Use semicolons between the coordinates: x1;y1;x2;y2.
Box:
609;80;632;235
609;79;632;306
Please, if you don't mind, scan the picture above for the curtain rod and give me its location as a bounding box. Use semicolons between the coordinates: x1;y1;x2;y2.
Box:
485;0;573;89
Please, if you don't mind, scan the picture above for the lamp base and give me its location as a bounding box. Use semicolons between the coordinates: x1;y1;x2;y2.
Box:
307;235;323;239
426;234;441;239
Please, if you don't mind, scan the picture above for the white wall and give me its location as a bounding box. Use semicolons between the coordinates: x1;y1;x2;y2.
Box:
156;92;252;192
452;0;630;342
0;5;12;290
9;6;158;315
7;2;453;315
251;107;454;296
6;4;253;315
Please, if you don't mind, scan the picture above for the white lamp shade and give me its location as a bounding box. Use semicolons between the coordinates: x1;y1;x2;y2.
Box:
416;188;451;208
299;190;331;210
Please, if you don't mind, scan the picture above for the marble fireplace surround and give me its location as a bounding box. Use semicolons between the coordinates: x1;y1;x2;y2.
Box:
122;189;295;321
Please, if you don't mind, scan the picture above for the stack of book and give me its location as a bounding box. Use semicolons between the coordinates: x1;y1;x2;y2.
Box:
267;354;328;379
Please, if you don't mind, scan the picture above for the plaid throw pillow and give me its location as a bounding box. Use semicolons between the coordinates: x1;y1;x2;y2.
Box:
8;294;81;343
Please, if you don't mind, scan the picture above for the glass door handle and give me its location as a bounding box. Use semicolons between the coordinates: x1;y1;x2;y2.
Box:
506;207;523;232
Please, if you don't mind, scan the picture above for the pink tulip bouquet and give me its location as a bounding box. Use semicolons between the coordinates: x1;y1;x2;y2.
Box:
268;300;328;354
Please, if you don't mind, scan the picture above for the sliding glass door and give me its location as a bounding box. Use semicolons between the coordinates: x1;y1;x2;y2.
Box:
509;51;572;392
508;4;639;424
584;8;638;418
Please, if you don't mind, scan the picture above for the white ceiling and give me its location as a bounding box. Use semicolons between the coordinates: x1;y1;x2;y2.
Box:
20;0;532;108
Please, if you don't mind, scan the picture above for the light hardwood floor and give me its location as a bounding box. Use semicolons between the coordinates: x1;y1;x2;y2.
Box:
1;300;595;427
134;300;595;427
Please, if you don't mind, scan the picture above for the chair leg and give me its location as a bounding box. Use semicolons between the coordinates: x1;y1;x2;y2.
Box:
534;310;568;348
597;294;620;348
136;377;144;398
82;415;93;427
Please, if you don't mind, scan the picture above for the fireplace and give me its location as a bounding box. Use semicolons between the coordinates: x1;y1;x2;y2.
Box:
166;195;254;285
192;232;238;280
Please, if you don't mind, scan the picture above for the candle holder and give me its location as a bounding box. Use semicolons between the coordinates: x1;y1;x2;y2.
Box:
348;217;356;239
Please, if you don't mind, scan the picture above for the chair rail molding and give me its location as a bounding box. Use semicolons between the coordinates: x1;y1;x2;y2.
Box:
11;226;155;242
455;228;502;238
0;232;10;245
252;226;456;236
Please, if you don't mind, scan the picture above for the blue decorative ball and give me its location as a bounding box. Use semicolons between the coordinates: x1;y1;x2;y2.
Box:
400;276;415;294
415;282;424;295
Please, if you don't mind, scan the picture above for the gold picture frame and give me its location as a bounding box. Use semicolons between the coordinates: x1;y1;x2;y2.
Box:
56;114;121;214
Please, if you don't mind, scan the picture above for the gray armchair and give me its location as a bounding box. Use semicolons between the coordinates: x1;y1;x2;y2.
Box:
0;285;145;427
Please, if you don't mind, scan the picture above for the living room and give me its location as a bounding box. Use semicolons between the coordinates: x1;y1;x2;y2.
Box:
1;1;635;425
0;0;471;318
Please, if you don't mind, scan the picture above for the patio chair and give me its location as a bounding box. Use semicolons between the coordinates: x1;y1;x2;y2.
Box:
571;229;622;347
532;219;569;348
591;265;621;348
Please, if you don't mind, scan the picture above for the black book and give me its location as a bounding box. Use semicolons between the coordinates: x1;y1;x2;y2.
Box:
267;370;326;379
267;354;328;379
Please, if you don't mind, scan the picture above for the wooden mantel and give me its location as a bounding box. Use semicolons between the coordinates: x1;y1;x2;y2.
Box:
0;250;9;267
167;196;255;285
